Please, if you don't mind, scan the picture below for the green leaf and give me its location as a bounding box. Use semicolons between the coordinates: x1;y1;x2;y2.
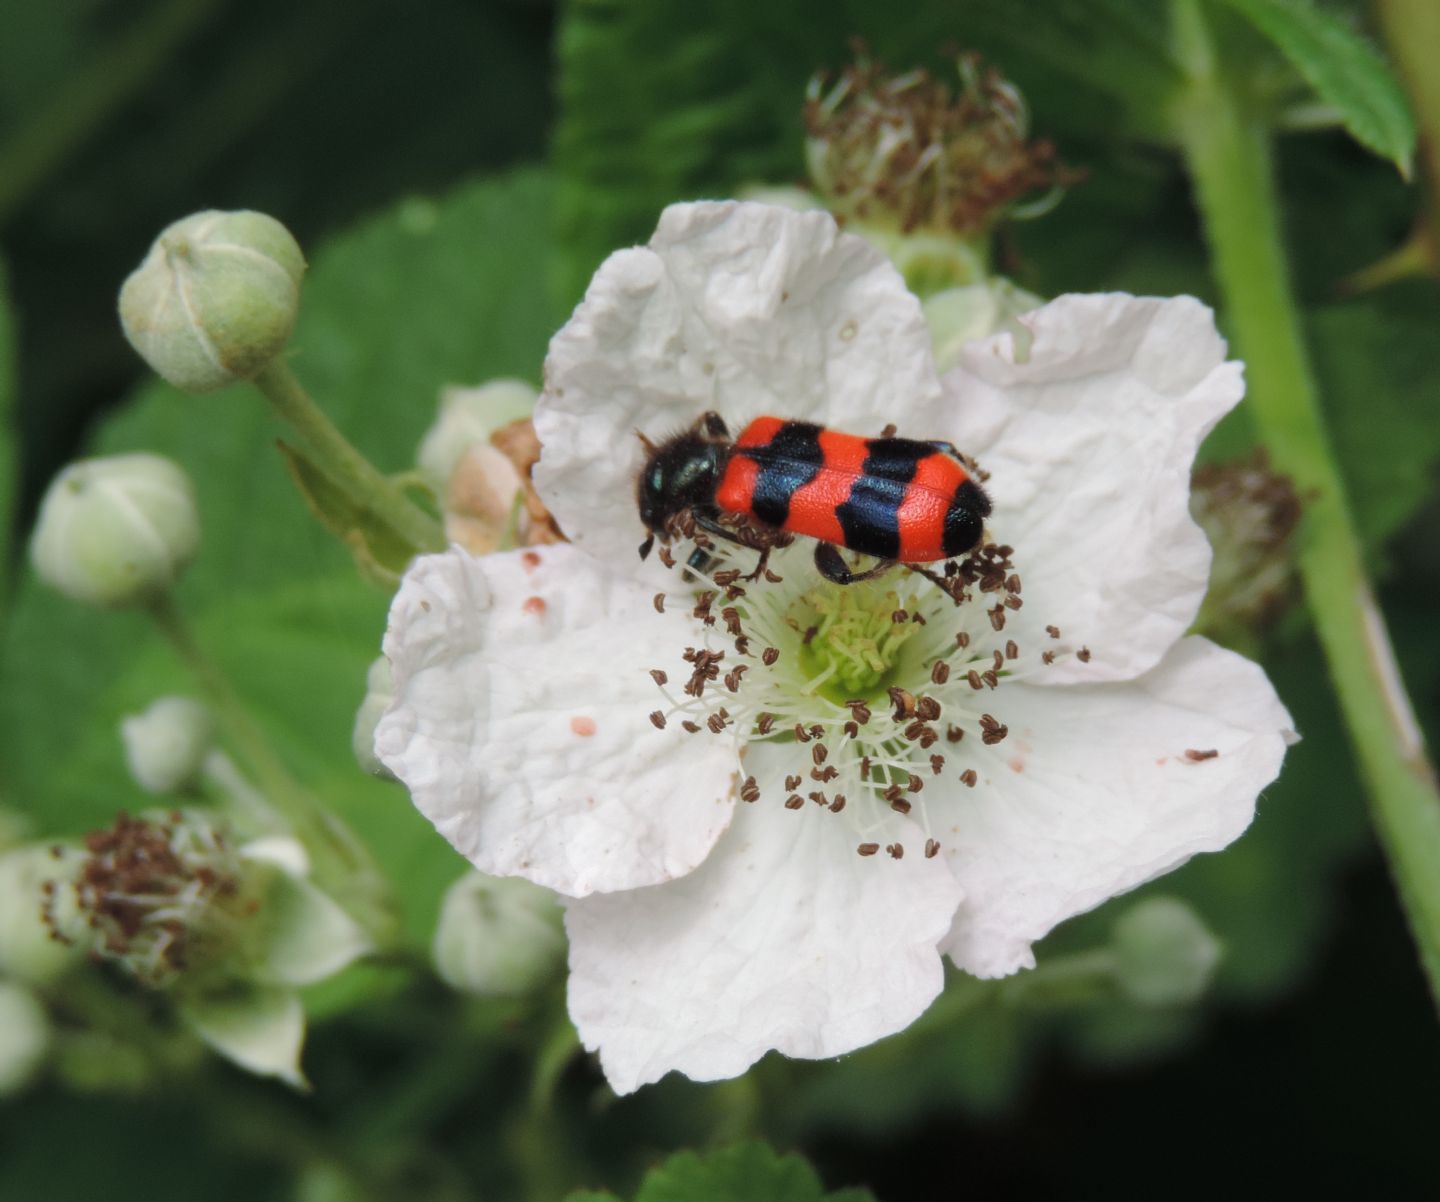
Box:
616;1144;872;1202
0;255;15;616
1213;0;1416;174
0;170;562;949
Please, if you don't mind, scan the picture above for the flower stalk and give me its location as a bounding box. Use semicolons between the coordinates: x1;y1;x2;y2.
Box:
253;359;447;556
1171;0;1440;1007
146;590;397;945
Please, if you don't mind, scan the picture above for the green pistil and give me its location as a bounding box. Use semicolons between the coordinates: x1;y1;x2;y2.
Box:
793;583;924;704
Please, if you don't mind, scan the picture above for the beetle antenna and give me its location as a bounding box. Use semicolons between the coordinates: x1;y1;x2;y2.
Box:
638;534;655;561
635;430;657;453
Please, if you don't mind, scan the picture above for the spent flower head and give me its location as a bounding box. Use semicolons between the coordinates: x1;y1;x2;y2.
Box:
805;48;1075;240
377;201;1294;1094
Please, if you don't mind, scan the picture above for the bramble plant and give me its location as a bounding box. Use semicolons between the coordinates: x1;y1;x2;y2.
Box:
1;3;1437;1199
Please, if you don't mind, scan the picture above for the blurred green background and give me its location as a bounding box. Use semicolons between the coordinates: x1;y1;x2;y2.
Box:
1;1;1439;1199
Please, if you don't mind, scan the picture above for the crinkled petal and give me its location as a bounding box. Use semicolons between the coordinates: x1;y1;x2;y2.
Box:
535;201;945;561
376;544;736;897
946;294;1243;683
941;636;1294;978
564;741;963;1094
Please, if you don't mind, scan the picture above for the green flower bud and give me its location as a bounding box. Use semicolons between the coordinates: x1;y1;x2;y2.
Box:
1111;897;1222;1007
30;453;199;608
121;696;215;795
0;982;50;1097
0;843;84;986
432;872;565;997
417;379;539;495
119;210;305;393
352;657;395;779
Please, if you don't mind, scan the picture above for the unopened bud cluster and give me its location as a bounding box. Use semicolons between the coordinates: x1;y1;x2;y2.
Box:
805;49;1073;240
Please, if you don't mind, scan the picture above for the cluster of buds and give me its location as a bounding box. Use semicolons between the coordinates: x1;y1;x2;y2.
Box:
804;47;1076;241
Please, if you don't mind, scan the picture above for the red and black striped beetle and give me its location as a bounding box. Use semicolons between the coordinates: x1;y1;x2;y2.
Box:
636;412;991;585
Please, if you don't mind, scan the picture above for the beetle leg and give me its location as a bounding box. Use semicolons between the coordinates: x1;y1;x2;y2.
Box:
814;543;895;586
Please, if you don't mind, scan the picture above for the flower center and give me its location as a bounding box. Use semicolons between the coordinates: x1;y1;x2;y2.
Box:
790;581;926;702
646;539;1090;860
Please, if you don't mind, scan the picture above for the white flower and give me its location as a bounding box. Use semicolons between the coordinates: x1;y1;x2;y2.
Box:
377;202;1294;1094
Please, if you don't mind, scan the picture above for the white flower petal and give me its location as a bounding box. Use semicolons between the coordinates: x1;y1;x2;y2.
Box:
377;544;737;897
941;636;1294;978
257;873;372;988
946;294;1243;683
565;741;963;1094
535;201;944;561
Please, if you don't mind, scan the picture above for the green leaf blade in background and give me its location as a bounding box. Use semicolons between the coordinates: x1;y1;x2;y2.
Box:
561;1143;874;1202
0;168;563;944
0;255;16;617
1213;0;1416;174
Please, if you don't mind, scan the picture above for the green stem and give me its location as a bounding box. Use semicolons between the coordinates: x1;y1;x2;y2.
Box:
1376;0;1440;261
1171;0;1440;1006
147;590;398;944
254;359;446;555
0;0;222;225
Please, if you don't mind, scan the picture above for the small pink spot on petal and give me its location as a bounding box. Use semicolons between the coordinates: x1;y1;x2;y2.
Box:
1008;757;1025;773
522;596;546;616
1156;756;1169;766
571;716;597;737
522;551;541;572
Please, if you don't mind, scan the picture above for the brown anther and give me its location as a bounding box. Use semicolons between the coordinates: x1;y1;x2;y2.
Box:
858;842;880;857
794;722;813;743
762;647;781;666
886;843;904;860
884;783;904;804
785;774;802;791
930;754;945;774
907;773;923;793
830;794;847;813
846;700;872;724
981;670;999;689
1004;595;1022;610
809;791;829;807
916;696;941;721
910;610;927;625
657;545;676;568
931;661;951;684
891;609;909;624
734;634;751;656
648;710;667;730
1005;640;1019;661
721;607;743;636
1184;748;1220;762
925;838;940;859
967;669;983;690
757;712;776;735
955;631;970;649
785;794;805;810
764;568;783;583
890;796;913;815
979;714;1009;745
713;569;741;587
653;593;666;614
1006;574;1021;594
946;723;965;743
649;669;668;686
903;719;929;742
988;604;1006;631
860;755;872;781
1046;625;1061;639
843;720;860;739
706;713;728;734
1042;650;1056;665
812;743;829;765
740;776;761;802
810;724;824;739
888;687;917;720
960;768;978;787
692;591;716;625
1077;646;1092;663
992;650;1004;671
681;720;701;733
811;765;840;783
723;665;748;692
880;423;898;437
802;625;819;645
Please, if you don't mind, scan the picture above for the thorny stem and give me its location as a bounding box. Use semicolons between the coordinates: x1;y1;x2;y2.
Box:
1171;0;1440;1008
146;589;398;945
0;0;222;226
253;359;446;557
